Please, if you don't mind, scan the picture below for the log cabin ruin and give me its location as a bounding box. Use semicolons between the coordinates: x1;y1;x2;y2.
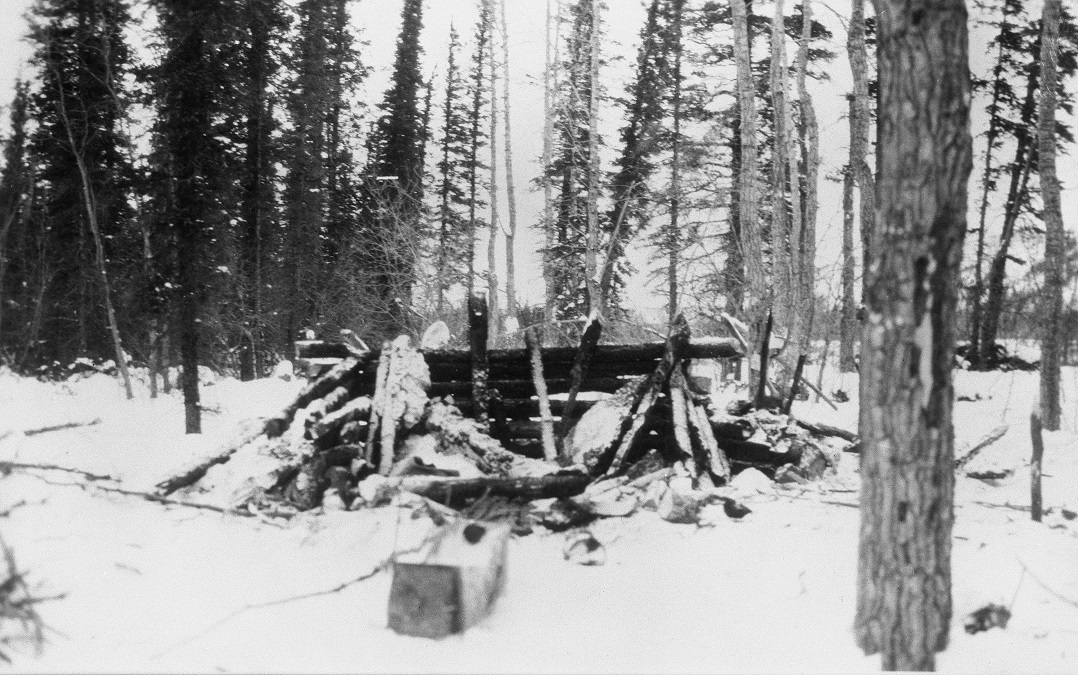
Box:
157;293;857;525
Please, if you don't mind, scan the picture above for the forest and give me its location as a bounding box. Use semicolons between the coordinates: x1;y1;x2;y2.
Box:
1;0;1077;671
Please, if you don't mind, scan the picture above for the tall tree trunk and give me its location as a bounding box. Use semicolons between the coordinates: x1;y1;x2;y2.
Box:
840;97;858;372
849;0;875;302
487;1;501;341
498;0;518;322
854;0;972;669
968;3;1016;367
667;0;684;326
795;0;818;355
1037;0;1063;430
730;0;766;343
542;0;559;323
979;66;1038;365
769;0;791;334
584;0;601;316
46;54;133;400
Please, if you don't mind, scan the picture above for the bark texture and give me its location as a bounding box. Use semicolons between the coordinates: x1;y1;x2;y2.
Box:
730;0;766;337
849;0;876;301
1037;0;1063;430
854;0;972;669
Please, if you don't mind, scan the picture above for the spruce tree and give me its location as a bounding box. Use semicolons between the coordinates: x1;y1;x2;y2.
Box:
237;0;288;380
0;81;33;356
151;0;240;432
433;26;472;313
359;0;427;337
25;0;136;370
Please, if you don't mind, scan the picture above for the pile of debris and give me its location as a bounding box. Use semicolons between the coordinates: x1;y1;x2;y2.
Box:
955;343;1038;371
154;300;856;527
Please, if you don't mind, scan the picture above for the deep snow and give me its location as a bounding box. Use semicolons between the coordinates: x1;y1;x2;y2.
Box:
0;357;1076;674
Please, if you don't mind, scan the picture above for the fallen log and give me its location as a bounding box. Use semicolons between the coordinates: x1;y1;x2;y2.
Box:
429;376;627;399
22;418;103;436
714;436;800;468
390;472;592;508
686;397;730;483
604;316;691;476
794;417;858;444
265;356;369;438
558;312;603;443
156;418;269;496
309;396;372;442
450;397;598;419
954;424;1009;470
668;367;698;477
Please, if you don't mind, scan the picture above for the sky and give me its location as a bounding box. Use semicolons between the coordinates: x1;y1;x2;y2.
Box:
0;0;1075;321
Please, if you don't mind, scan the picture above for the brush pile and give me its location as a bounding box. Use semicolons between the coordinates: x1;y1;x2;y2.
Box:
155;296;855;525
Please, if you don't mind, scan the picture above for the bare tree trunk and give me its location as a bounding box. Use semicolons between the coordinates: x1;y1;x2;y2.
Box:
542;0;560;323
487;0;502;342
839;96;858;372
968;5;1015;365
769;0;791;334
795;0;818;355
848;0;875;302
47;56;133;400
854;0;971;669
1037;0;1063;431
730;0;766;344
498;0;518;322
667;0;684;326
584;0;601;315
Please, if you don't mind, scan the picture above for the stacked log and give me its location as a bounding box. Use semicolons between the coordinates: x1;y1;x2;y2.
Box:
158;295;862;515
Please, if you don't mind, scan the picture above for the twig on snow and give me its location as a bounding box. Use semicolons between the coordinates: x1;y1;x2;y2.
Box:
1017;557;1078;610
0;461;115;482
153;539;430;660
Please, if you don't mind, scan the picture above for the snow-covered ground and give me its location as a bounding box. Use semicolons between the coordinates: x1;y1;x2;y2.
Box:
1;359;1076;673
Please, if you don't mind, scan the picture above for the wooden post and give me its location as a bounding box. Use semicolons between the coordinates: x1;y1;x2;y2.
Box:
783;353;808;415
1030;410;1044;522
755;310;773;409
557;311;603;446
470;292;490;431
525;327;558;461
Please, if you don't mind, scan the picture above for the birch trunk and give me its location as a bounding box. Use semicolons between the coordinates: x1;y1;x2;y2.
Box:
498;0;518;322
795;0;818;355
542;0;559;323
487;1;501;341
667;0;684;325
854;0;971;669
584;0;601;315
47;55;133;401
848;0;875;301
730;0;766;342
1037;0;1063;430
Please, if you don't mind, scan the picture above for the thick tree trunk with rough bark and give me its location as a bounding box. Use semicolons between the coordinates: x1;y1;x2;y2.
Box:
731;0;766;343
854;0;972;670
769;0;791;333
1037;0;1063;430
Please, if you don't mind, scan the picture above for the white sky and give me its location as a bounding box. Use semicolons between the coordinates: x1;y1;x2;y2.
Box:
1;0;1075;321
